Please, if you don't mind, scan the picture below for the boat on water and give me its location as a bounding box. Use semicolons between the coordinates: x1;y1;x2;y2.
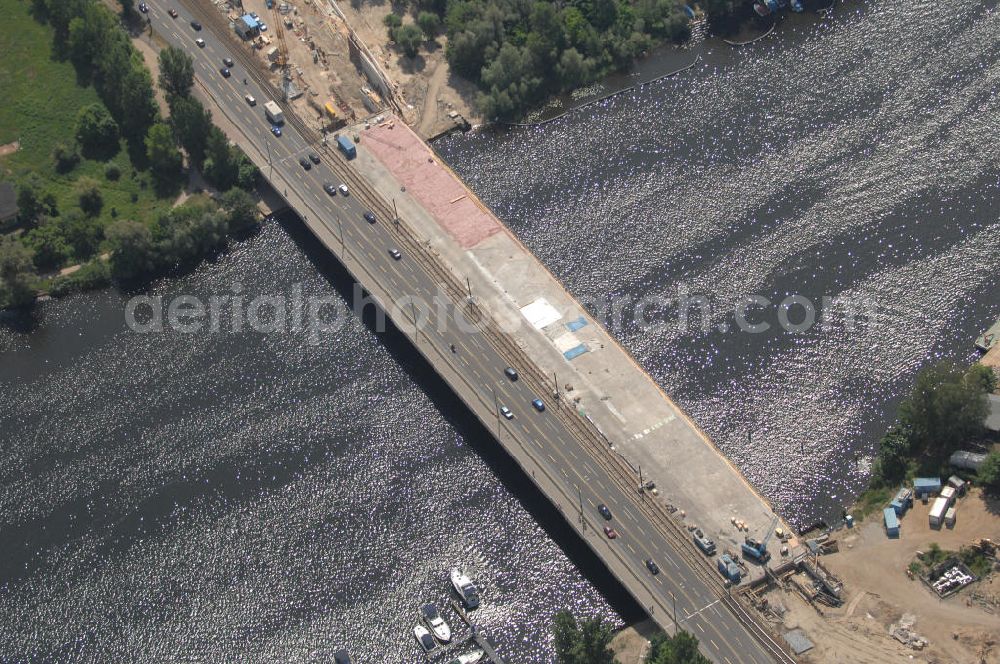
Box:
447;649;485;664
333;649;351;664
975;317;1000;353
414;624;437;653
450;569;481;609
420;603;452;643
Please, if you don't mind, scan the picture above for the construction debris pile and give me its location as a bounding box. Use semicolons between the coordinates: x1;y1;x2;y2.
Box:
889;614;929;650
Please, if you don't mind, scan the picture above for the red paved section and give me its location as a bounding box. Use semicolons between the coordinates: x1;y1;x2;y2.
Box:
363;122;501;249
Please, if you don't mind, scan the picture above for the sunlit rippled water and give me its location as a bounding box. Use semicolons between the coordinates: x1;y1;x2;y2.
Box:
435;0;1000;524
0;224;626;662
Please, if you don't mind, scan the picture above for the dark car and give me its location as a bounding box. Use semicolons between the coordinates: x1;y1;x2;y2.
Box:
363;211;376;224
531;398;545;412
271;126;282;137
597;503;612;520
190;20;202;30
323;182;337;195
645;559;660;575
603;526;618;539
308;152;320;164
298;157;311;170
504;367;518;381
223;57;234;67
138;2;148;12
388;248;402;261
168;8;178;18
220;67;231;78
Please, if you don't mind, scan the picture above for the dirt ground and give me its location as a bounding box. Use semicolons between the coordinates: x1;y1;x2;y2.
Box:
333;0;480;136
610;619;658;664
758;488;1000;664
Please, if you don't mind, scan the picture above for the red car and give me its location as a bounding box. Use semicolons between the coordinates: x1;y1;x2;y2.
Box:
168;9;178;18
603;526;618;539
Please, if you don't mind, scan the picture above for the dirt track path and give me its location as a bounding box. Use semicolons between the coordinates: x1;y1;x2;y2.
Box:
417;60;447;138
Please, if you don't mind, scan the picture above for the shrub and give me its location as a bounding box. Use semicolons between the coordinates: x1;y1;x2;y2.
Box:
52;142;81;173
105;163;122;181
49;259;112;297
384;13;402;30
76;177;104;216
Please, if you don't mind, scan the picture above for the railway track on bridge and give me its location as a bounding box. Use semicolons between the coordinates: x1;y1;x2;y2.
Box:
176;3;796;661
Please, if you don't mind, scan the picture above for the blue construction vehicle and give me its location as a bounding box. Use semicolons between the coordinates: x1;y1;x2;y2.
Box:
741;515;779;564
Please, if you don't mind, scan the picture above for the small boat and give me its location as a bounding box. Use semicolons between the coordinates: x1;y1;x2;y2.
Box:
420;603;452;643
447;649;485;664
414;624;437;653
450;569;481;610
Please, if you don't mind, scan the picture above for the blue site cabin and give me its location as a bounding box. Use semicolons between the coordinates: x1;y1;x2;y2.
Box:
337;135;356;159
913;477;941;498
891;487;913;516
883;507;899;538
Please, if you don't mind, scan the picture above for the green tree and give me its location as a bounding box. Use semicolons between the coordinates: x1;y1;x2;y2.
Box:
556;47;592;89
646;630;709;664
106;219;156;280
60;209;104;259
25;222;70;271
968;363;997;395
873;425;912;484
146;122;183;184
52;141;82;173
552;610;616;664
395;24;425;58
384;13;403;30
220;188;259;233
417;11;441;39
900;362;990;458
158;46;195;98
0;236;36;308
16;181;45;227
74;102;120;157
978;451;1000;492
76;177;104;217
170;96;213;165
203;127;237;190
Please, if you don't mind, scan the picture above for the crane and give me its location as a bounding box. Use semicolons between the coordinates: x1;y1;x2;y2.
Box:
741;514;779;564
269;1;292;100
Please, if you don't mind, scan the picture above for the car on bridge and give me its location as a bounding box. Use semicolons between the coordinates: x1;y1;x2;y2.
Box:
363;211;376;224
338;184;349;196
190;20;201;30
168;8;178;18
220;67;231;78
597;503;612;520
223;57;234;67
603;526;618;539
138;2;148;12
504;367;518;381
388;249;402;261
499;405;513;420
271;126;282;137
298;157;311;170
645;559;660;575
308;152;321;164
245;94;256;106
323;182;337;196
531;398;545;412
195;38;205;48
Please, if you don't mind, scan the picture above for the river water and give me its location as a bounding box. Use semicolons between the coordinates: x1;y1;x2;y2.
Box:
3;0;1000;661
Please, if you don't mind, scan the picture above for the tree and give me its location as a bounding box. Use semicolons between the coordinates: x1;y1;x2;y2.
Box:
900;362;990;458
646;631;710;664
556;47;592;89
0;236;36;308
220;188;259;233
158;46;195;98
25;222;70;271
106;219;156;280
52;141;81;173
60;209;104;259
170;96;213;165
417;11;441;39
202;127;237;190
384;13;402;30
76;177;104;217
873;425;912;484
552;610;616;664
74;103;120;157
145;122;183;184
978;451;1000;492
16;181;45;227
395;24;425;58
968;363;998;395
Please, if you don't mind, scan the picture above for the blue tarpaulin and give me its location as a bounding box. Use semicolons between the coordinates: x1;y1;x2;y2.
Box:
564;345;587;360
566;316;588;332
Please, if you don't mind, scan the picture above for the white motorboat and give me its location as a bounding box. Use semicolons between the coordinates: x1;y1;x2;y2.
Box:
420;603;452;643
447;649;485;664
450;569;481;609
413;624;436;652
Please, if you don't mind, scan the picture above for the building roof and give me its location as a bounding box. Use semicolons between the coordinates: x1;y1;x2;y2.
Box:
986;393;1000;432
0;182;16;221
240;14;259;29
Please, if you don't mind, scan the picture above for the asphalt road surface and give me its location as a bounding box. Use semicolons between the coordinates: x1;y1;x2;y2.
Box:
143;3;781;662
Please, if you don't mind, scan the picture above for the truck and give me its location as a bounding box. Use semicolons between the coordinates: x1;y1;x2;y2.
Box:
693;531;716;556
264;100;284;125
337;134;356;160
717;554;741;583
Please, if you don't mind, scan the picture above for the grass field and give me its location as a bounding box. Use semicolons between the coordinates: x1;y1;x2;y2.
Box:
0;0;172;263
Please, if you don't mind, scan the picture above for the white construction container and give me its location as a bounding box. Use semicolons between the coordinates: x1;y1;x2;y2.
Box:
928;496;949;528
944;507;956;528
940;486;956;504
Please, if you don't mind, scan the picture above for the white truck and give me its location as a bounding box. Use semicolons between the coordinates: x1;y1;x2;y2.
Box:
264;100;284;124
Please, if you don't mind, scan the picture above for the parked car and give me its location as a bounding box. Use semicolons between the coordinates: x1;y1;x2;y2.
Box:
603;526;618;539
504;367;518;381
645;559;660;575
190;20;202;30
323;182;337;195
308;152;320;164
168;8;178;18
597;503;612;520
223;57;234;67
259;22;268;31
220;67;231;78
363;211;376;224
388;249;402;261
271;126;282;137
531;398;545;412
298;156;311;170
500;406;513;420
245;94;256;106
338;184;349;196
